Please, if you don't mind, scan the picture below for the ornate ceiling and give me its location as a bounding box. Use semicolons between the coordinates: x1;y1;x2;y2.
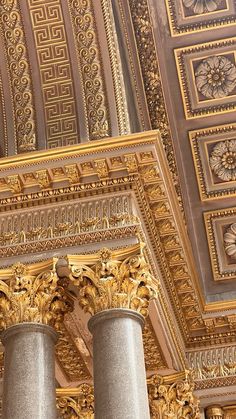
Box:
0;0;236;411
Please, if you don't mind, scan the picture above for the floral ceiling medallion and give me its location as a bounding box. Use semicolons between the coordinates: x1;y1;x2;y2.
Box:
183;0;223;14
224;223;236;259
210;140;236;182
195;56;236;99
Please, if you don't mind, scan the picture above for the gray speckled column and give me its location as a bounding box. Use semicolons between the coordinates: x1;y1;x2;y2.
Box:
1;322;58;419
88;308;150;419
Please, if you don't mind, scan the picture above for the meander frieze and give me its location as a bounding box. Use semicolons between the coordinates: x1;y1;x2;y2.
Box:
28;0;79;148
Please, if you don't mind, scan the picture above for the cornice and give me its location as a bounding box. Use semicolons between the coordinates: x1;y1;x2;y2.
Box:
0;131;235;347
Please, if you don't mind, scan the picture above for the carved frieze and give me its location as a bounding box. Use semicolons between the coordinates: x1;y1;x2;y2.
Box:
0;0;36;152
0;194;138;257
128;0;182;206
68;0;111;140
187;346;236;381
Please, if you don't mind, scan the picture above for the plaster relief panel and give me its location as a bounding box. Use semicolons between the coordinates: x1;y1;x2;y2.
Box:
175;38;236;118
190;123;236;200
166;0;236;35
204;207;236;280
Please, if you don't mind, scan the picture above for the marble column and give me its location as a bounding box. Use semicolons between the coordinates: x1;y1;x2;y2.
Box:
61;245;158;419
0;262;72;419
206;405;224;419
89;309;149;419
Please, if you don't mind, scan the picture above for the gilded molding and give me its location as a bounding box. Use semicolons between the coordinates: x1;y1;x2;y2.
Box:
143;319;168;370
0;131;235;345
206;405;223;419
68;0;111;140
187;346;236;381
175;38;236;119
204;206;236;281
28;0;79;148
56;323;91;382
61;244;158;317
101;0;130;136
0;73;8;156
128;0;181;200
189;123;236;200
148;371;200;418
56;385;94;418
0;262;72;330
0;0;36;152
165;0;236;36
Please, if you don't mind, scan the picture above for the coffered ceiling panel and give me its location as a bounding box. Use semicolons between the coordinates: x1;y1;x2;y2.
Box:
166;0;236;35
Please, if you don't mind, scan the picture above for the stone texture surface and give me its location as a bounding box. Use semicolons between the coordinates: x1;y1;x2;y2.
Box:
89;309;150;419
1;323;58;419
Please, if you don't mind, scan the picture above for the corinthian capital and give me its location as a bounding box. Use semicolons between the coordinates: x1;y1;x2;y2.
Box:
147;370;200;418
0;262;72;330
63;245;158;317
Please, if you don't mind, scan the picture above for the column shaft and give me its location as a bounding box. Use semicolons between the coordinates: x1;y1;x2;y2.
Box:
89;309;150;419
2;323;58;419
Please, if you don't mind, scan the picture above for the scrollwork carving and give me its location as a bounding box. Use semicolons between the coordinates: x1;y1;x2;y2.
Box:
68;0;110;140
0;0;36;152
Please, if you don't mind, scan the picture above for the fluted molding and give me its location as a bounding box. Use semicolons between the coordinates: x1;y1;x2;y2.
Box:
206;406;224;419
0;262;73;330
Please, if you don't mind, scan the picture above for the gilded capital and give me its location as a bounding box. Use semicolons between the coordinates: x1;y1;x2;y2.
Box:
0;262;73;330
147;370;200;419
66;246;158;317
206;405;224;419
56;385;94;418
